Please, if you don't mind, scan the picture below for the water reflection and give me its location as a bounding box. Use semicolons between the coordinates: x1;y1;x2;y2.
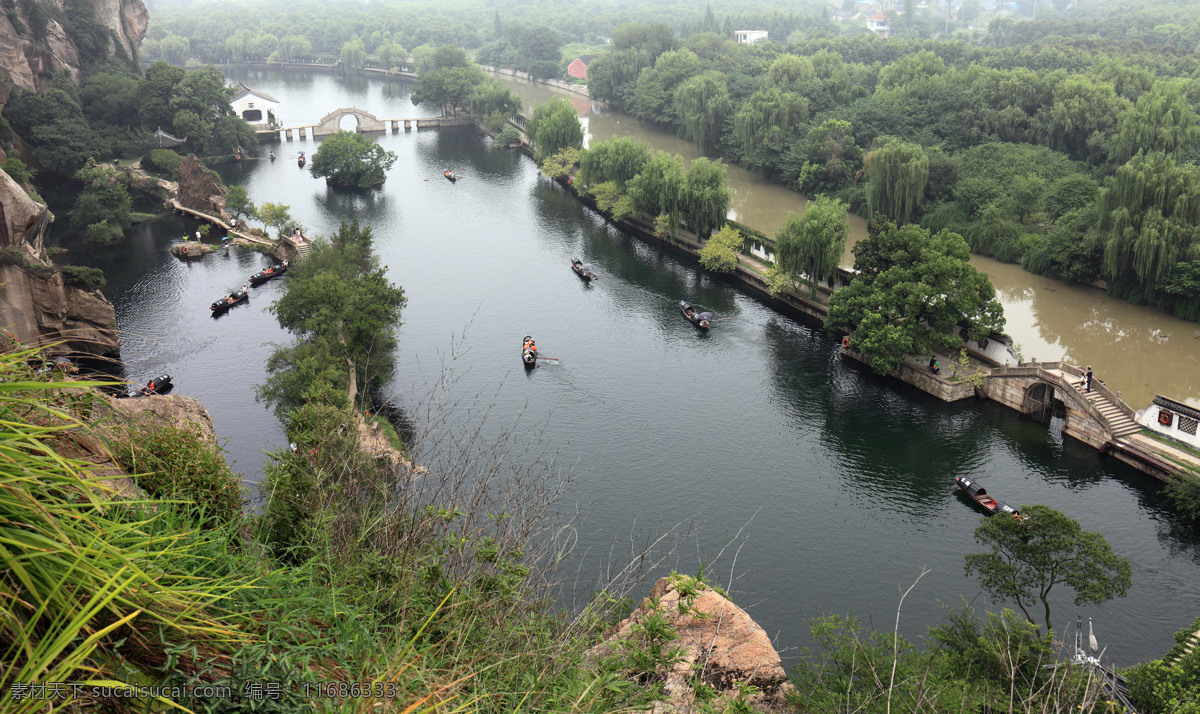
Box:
495;76;1200;407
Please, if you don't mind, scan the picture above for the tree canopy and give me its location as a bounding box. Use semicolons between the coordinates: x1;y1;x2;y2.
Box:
309;131;398;189
774;196;849;296
964;504;1133;633
826;221;1005;374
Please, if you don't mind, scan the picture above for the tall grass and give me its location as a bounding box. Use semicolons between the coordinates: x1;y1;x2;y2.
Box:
0;346;247;712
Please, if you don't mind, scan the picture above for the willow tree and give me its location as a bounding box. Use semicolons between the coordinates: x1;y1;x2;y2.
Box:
578;136;651;189
765;54;815;91
673;71;732;153
1110;80;1200;164
679;157;729;238
775;196;849;296
340;38;366;70
628;151;685;235
632;49;701;126
865;138;929;225
1099;151;1200;295
731;88;808;166
526;98;583;162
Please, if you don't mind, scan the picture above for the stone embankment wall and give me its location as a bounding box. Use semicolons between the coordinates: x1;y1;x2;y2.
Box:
480;66;591;98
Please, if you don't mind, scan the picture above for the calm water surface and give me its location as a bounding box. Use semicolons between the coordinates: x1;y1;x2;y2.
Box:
499;76;1200;408
65;67;1200;667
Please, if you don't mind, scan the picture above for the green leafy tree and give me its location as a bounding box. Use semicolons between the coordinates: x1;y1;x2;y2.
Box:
225;184;256;223
632;49;700;126
865;138;929;225
1099;151;1200;296
679;157;729;239
1110;80;1200;164
3;157;34;185
377;41;408;71
731;88;808;175
340;37;366;70
698;224;742;272
3;88;102;175
765;54;815;91
515;24;562;79
775;196;850;296
80;72;140;127
263;219;406;415
796;119;862;192
629;151;686;236
411;65;486;116
225;29;252;62
310;131;398;189
1035;75;1129;163
529;98;583;163
138;62;186;131
964;504;1133;633
825;222;1005;374
70;160;132;244
161;34;190;64
467;82;522;118
672;71;731;153
258;202;296;238
578;137;651;190
278;35;312;62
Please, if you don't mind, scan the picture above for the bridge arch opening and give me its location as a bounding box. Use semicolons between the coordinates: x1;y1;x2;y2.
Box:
1023;381;1067;434
339;113;360;132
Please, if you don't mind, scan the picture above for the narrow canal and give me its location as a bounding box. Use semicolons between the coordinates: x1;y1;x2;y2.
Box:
59;67;1200;666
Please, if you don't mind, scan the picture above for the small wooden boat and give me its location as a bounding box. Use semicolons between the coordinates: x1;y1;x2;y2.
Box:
679;301;711;330
210;288;249;313
124;374;173;398
571;260;596;281
249;261;289;285
954;476;1024;520
444;170;457;182
298;152;306;168
269;151;276;161
522;335;537;369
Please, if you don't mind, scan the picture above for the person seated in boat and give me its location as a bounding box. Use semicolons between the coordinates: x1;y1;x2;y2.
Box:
524;339;536;354
684;306;695;319
269;151;276;159
573;260;582;269
264;267;273;275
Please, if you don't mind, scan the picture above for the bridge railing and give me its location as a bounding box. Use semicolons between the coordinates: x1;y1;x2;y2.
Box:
987;362;1125;437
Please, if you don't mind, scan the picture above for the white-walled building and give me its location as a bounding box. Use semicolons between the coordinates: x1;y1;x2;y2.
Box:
866;13;890;37
733;30;769;44
231;83;279;127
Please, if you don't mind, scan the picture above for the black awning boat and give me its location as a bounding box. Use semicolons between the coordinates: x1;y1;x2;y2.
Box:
249;261;289;285
210;288;249;313
955;476;1024;520
680;301;711;330
571;260;596;281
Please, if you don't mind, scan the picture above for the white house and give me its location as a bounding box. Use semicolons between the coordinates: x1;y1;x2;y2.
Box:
733;30;769;44
231;83;279;127
866;13;890;37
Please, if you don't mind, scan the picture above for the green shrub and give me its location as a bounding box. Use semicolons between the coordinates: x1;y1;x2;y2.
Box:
109;417;244;526
495;125;521;146
143;148;184;176
483;111;508;133
2;156;33;184
59;264;106;290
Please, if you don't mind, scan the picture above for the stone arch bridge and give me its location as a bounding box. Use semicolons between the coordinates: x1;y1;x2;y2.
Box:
984;361;1174;476
259;107;475;141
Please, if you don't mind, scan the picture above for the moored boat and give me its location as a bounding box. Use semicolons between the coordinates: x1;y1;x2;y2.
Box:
571;259;596;281
444;169;457;182
521;335;537;369
210;287;249;313
679;301;711;330
954;476;1024;520
123;374;173;398
249;260;289;285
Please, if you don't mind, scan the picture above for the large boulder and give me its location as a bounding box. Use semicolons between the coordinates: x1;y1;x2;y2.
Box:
109;393;217;443
586;575;792;713
176;155;228;218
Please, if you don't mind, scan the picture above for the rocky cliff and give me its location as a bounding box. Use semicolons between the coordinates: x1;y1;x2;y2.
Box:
0;0;147;95
0;167;119;356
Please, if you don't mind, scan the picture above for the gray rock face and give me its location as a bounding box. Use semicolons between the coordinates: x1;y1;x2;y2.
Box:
0;0;147;93
0;168;119;357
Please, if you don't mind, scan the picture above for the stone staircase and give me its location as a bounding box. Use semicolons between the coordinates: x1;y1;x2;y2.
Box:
295;241;312;259
1068;378;1142;438
1168;629;1200;666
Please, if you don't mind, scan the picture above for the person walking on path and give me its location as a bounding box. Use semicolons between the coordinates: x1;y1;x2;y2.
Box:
1085;366;1094;392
